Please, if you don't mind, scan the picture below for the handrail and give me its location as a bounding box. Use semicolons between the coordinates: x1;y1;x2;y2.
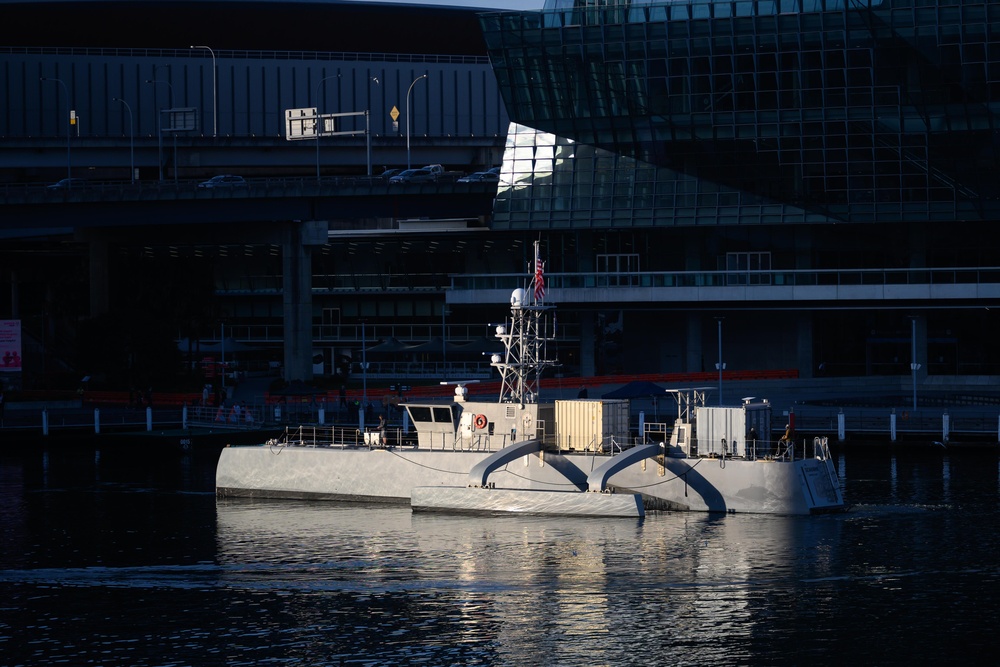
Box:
451;267;1000;292
0;46;490;65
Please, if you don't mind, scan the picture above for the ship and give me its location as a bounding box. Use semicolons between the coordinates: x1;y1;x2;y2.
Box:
216;242;845;517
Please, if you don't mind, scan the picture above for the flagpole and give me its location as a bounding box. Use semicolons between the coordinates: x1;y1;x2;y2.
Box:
532;240;545;305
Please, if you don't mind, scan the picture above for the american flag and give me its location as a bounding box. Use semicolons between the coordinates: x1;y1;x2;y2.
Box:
534;256;545;301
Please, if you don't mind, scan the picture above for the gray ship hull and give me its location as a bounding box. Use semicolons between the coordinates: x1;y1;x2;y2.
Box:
216;443;844;515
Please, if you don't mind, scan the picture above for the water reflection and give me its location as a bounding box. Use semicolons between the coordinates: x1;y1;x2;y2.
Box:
212;499;848;664
4;448;1000;665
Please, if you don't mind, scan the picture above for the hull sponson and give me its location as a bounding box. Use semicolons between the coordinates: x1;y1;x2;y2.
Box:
216;445;841;515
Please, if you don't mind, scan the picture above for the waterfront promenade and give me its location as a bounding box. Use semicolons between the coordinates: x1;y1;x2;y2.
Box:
2;374;998;448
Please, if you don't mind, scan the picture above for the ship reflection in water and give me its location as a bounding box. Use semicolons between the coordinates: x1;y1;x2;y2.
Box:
214;498;841;665
210;486;1000;665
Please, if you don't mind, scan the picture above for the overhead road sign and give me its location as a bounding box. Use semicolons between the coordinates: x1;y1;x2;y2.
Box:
285;109;368;140
162;108;198;133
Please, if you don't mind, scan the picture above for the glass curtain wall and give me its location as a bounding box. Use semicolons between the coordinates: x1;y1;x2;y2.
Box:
482;0;1000;230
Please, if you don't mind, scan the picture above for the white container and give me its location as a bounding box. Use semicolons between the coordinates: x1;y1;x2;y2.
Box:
696;406;746;456
696;402;772;458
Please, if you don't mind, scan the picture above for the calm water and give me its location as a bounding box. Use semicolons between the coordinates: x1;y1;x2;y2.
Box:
2;442;1000;666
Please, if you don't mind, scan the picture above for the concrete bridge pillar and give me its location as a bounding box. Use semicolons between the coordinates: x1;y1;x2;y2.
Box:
282;220;327;383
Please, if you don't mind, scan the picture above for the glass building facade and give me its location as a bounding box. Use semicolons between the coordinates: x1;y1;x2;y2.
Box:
482;0;1000;229
472;0;1000;379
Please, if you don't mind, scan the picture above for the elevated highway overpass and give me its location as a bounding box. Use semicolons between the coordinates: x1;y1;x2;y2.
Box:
0;178;498;383
0;178;498;232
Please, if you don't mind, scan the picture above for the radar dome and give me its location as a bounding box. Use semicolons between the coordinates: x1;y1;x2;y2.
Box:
510;288;526;308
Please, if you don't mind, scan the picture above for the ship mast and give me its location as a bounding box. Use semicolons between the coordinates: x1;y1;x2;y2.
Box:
491;240;560;405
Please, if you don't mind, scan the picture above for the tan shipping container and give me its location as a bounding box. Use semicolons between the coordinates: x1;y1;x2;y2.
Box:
554;399;631;452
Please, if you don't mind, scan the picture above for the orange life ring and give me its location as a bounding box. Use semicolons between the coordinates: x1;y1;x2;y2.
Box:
474;413;488;430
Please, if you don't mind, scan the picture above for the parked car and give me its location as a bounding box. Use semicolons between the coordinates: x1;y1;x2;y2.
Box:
388;168;436;184
198;174;248;188
379;168;403;181
421;164;465;182
47;177;88;189
457;171;500;183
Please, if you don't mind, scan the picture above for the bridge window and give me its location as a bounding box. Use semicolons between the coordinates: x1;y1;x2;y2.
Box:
408;406;433;422
432;407;454;423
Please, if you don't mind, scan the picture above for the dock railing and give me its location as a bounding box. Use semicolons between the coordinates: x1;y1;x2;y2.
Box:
793;405;1000;443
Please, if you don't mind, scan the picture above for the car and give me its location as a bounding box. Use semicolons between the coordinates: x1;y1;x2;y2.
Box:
379;168;403;181
197;174;248;188
388;168;436;184
456;171;500;183
47;177;88;189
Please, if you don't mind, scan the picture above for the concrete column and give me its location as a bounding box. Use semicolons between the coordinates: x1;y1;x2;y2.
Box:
685;314;703;373
88;239;110;317
282;220;327;383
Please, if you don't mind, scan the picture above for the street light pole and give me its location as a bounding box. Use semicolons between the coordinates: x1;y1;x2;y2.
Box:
441;306;449;380
146;77;174;182
221;322;226;391
314;75;339;183
406;74;427;170
716;317;724;406
361;320;368;416
366;109;371;177
112;98;134;183
910;316;919;411
367;75;379;177
189;45;217;137
40;77;71;183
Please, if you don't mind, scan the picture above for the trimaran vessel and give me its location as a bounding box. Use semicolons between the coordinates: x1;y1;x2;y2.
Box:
216;242;845;517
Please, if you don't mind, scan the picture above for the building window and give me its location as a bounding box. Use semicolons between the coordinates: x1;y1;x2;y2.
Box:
726;252;772;285
598;253;640;286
